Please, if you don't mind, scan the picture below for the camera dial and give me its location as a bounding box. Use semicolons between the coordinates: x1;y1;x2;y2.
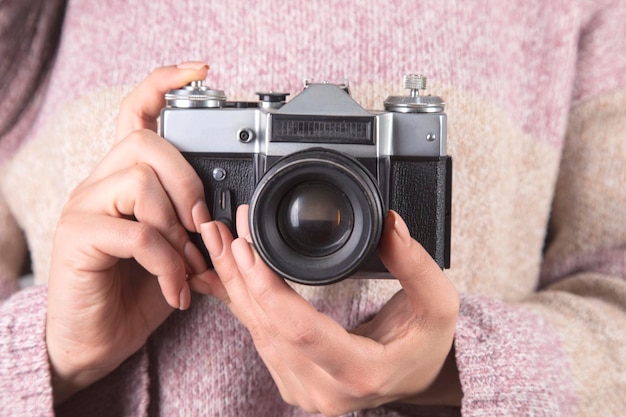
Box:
165;80;227;108
256;91;290;109
384;74;445;113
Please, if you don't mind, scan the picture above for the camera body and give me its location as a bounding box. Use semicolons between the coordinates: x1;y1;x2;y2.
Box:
161;75;451;285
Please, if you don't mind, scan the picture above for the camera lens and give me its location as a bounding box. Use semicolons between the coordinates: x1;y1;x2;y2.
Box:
249;148;384;285
278;182;353;257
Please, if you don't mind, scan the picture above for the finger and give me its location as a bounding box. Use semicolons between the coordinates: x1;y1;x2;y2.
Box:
229;237;380;375
115;62;209;143
378;210;459;319
81;129;210;232
187;269;225;298
204;222;377;413
200;221;255;319
68;163;207;276
59;213;189;309
214;235;329;410
202;221;314;354
235;204;251;242
229;241;381;414
201;221;316;389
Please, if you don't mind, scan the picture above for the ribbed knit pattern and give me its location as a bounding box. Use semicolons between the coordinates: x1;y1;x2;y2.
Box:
0;286;53;417
1;0;625;416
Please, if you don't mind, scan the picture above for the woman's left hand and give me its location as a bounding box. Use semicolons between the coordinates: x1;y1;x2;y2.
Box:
198;206;460;416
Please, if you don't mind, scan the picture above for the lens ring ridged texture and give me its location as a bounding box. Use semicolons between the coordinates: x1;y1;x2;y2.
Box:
249;148;384;285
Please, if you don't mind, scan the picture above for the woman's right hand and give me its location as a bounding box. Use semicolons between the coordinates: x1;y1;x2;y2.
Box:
46;63;222;404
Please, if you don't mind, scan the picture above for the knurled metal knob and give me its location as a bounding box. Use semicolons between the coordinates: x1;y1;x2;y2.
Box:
404;74;427;90
383;74;444;113
404;74;427;96
165;80;227;108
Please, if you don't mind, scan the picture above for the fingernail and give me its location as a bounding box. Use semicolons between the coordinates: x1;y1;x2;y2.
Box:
184;240;207;274
192;200;211;233
232;238;255;272
177;61;210;71
179;284;191;310
201;221;223;257
388;210;412;246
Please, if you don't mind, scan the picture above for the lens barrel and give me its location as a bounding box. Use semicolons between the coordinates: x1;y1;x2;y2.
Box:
249;148;384;285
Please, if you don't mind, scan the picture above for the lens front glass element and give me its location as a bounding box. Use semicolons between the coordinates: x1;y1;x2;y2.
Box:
278;182;353;257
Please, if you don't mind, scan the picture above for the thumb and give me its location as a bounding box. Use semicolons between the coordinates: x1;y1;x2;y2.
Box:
114;61;210;143
378;210;459;316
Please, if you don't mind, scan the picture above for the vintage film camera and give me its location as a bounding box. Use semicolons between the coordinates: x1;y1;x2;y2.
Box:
161;74;451;285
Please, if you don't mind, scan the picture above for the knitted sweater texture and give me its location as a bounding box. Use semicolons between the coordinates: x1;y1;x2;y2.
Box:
1;0;625;416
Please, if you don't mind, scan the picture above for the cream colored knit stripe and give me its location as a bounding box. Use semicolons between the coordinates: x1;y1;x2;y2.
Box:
541;90;626;288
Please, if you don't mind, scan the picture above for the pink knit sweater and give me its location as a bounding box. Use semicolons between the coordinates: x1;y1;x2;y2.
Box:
1;1;625;416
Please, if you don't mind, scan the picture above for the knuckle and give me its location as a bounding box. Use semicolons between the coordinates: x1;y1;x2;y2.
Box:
127;222;160;249
128;163;157;189
289;324;323;349
167;254;187;277
247;316;281;350
294;371;385;417
246;322;264;341
61;250;90;275
247;322;271;348
331;363;386;403
213;265;237;286
154;256;186;282
173;170;205;205
346;375;385;402
54;218;92;255
127;224;186;276
174;167;201;191
249;279;274;304
169;223;191;247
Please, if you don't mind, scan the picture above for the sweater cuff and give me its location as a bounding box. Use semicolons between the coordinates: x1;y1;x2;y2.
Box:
54;346;150;417
0;284;54;417
455;294;576;416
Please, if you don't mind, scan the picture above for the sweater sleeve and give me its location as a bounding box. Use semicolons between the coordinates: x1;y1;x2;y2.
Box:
454;90;626;416
0;284;152;417
0;195;150;416
0;285;55;417
54;347;151;417
454;2;626;413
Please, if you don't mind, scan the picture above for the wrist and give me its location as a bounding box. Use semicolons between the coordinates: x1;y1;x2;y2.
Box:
50;367;80;406
47;342;105;406
401;344;463;407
